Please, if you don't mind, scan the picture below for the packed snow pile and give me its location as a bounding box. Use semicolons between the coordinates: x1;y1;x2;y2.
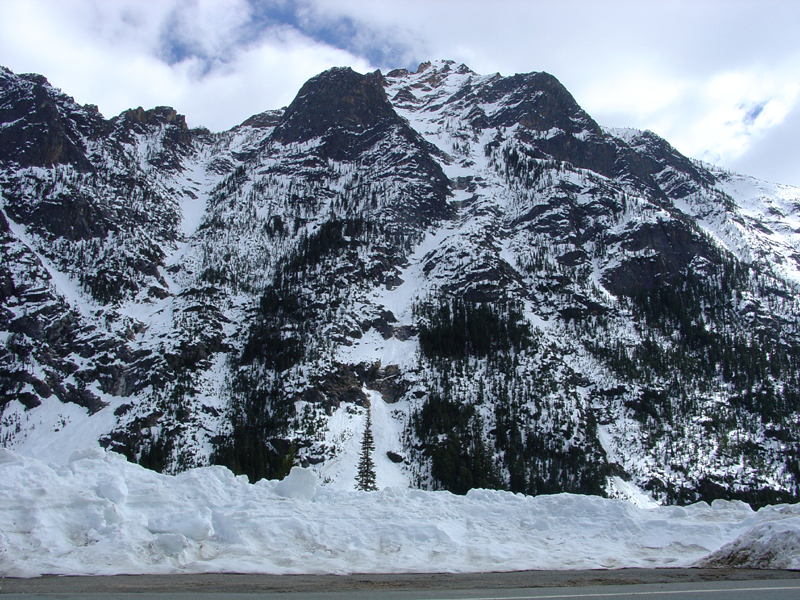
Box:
699;514;800;569
2;448;799;577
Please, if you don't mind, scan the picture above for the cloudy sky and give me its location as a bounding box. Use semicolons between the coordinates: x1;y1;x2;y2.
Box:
1;0;798;187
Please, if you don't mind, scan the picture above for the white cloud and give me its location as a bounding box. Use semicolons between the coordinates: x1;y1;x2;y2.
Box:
174;27;373;129
0;0;371;130
727;101;800;186
618;61;800;183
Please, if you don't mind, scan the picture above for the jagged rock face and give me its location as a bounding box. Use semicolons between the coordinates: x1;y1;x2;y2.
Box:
0;70;186;300
0;69;106;170
0;67;203;448
2;61;800;507
265;67;452;230
602;219;717;296
121;106;188;130
274;68;398;145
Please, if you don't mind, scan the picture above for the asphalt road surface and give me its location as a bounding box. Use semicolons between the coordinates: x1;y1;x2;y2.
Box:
2;569;800;599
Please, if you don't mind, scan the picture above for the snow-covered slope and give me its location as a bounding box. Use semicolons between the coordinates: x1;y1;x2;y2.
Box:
2;61;800;507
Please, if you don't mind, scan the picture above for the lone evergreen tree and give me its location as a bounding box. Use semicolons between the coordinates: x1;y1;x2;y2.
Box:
355;406;378;491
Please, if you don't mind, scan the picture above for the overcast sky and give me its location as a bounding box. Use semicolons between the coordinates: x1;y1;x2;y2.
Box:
1;0;798;187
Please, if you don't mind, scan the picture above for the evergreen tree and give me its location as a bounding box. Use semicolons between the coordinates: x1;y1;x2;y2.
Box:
355;407;378;491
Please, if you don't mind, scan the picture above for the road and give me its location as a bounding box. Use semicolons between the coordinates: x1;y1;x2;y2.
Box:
2;569;800;599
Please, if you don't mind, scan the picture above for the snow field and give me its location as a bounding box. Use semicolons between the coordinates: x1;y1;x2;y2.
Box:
2;447;800;577
309;391;409;490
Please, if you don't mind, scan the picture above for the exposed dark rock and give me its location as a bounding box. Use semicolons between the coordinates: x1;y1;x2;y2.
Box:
60;383;107;414
362;309;398;339
114;403;133;417
308;364;369;409
269;66;453;226
0;69;105;170
387;451;404;463
121;106;188;130
17;391;41;409
602;220;718;296
273;67;400;149
237;109;283;130
393;325;418;341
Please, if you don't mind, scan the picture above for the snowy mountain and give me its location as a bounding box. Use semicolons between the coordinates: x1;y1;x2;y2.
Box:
2;60;800;507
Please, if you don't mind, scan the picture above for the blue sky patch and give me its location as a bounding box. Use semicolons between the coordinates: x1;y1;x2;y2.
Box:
743;101;766;126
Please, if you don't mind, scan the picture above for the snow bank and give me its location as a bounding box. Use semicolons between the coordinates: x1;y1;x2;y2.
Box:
1;448;798;577
699;505;800;569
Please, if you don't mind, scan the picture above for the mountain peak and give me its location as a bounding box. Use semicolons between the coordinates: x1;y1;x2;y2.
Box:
0;65;105;169
415;59;474;75
120;106;188;130
272;66;400;147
